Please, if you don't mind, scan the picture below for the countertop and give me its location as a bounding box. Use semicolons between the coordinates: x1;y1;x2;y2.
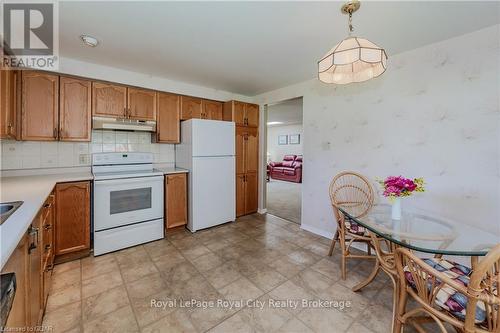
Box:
0;172;93;270
155;167;189;175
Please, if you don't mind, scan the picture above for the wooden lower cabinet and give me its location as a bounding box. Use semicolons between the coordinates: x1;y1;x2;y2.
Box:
1;234;29;328
236;173;258;217
55;181;91;261
165;173;188;229
28;212;43;326
41;193;55;307
236;174;246;217
245;172;258;214
2;183;86;329
1;194;57;329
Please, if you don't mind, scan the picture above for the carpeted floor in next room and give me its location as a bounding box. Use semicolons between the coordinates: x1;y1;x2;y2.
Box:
266;179;302;224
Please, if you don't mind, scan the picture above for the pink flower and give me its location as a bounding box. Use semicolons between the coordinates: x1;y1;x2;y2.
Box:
379;175;424;197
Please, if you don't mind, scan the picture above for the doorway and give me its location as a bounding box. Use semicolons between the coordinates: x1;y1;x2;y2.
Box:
265;97;303;224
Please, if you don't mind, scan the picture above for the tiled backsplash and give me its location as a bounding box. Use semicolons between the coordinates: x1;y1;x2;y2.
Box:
0;130;175;170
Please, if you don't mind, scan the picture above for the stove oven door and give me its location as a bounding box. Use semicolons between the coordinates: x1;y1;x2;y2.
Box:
94;175;164;231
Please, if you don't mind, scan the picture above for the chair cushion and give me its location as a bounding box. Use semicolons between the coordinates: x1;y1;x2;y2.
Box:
282;160;294;167
295;156;303;162
283;169;295;176
403;258;488;324
344;218;367;236
292;161;302;168
283;155;296;161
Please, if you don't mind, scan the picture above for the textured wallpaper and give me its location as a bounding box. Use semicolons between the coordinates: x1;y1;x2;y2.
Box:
255;25;500;238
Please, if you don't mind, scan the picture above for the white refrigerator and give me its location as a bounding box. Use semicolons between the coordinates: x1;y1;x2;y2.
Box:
175;119;236;232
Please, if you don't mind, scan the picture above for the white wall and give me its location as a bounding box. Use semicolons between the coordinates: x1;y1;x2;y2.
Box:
254;25;500;238
267;124;303;162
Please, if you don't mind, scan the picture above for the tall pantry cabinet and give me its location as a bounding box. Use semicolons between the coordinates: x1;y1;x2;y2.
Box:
223;101;259;217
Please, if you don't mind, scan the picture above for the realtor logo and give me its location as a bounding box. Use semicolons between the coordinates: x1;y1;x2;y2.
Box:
1;1;59;70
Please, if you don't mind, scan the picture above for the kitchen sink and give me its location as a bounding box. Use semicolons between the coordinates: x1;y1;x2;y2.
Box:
0;201;23;225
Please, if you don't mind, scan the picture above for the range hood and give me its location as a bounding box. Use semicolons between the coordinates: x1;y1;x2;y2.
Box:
92;117;156;132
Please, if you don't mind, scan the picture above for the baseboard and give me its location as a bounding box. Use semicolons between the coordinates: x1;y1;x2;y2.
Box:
300;223;334;239
257;208;267;214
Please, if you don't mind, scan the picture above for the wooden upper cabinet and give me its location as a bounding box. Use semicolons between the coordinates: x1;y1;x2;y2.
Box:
165;173;188;229
245;127;259;173
157;92;180;143
181;96;202;120
59;77;91;141
223;101;258;127
245;104;259;127
223;100;246;126
55;181;90;256
0;69;19;139
127;87;156;121
92;82;127;118
202;100;223;120
21;71;58;141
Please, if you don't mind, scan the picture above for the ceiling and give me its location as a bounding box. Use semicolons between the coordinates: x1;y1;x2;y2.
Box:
59;1;500;96
267;98;303;126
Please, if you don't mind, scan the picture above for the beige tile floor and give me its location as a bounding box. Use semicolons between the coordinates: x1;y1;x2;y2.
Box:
42;214;430;333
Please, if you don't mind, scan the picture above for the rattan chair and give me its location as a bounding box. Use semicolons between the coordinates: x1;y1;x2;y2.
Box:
394;245;500;333
328;171;376;280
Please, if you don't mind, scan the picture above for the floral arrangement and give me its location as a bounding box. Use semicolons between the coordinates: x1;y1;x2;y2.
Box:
378;176;425;200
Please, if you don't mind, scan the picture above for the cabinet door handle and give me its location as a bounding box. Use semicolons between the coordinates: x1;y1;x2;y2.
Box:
53;127;58;139
28;226;39;253
45;264;54;272
43;203;52;208
44;224;52;230
45;244;51;251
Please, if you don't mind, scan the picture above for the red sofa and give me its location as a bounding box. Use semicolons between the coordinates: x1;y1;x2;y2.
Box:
268;155;302;183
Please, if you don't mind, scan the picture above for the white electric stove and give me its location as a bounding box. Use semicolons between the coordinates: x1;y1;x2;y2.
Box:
92;152;164;255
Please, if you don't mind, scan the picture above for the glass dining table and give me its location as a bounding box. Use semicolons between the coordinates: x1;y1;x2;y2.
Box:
333;203;500;333
336;204;499;257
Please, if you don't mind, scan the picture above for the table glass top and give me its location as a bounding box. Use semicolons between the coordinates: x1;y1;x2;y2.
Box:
335;204;499;256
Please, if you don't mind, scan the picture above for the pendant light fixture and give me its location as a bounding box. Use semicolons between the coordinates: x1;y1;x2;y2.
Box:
318;1;387;84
